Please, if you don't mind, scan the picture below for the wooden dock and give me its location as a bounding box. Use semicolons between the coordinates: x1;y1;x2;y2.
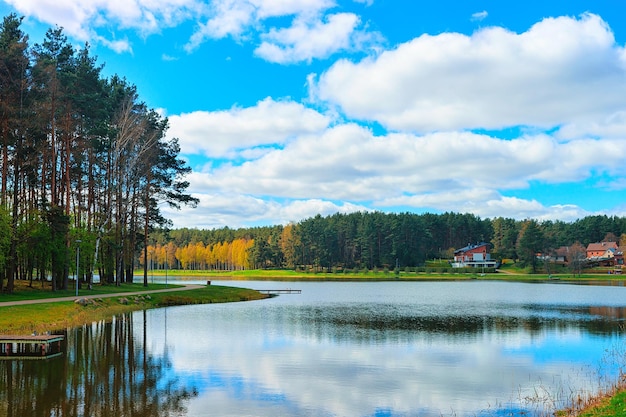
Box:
258;289;302;295
0;334;65;360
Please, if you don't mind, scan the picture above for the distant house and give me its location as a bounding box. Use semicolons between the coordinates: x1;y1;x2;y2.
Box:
451;243;498;268
586;242;618;258
586;242;620;267
554;246;571;264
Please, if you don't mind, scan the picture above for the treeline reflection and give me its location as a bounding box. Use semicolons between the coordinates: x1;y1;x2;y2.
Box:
290;304;626;343
0;312;196;417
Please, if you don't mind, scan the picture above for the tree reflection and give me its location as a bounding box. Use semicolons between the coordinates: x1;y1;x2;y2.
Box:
0;312;196;416
297;304;626;343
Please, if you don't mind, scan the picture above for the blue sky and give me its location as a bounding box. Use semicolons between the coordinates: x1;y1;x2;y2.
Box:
2;0;626;229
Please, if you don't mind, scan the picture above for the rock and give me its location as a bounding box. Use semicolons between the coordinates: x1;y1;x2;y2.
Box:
74;298;92;306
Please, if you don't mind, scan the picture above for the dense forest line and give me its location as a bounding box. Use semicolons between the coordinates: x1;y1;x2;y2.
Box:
143;212;626;274
0;14;196;293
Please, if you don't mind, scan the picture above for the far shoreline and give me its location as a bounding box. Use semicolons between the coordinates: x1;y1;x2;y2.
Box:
136;268;626;286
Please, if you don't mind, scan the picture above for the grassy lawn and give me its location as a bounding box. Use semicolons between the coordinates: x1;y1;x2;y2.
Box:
0;280;268;334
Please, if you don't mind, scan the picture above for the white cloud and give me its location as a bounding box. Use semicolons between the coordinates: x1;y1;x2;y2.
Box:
9;0;96;39
253;0;336;20
168;119;626;226
96;35;132;53
186;0;255;46
378;193;590;223
557;110;626;140
167;97;331;157
161;53;179;61
471;10;488;21
190;0;335;43
315;13;626;132
9;0;381;62
255;13;361;64
185;0;382;63
162;193;369;229
5;0;202;51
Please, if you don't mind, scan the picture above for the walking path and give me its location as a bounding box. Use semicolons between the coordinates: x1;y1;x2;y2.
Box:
0;284;205;307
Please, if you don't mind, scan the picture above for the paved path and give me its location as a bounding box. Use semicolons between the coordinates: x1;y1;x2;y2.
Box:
0;284;205;307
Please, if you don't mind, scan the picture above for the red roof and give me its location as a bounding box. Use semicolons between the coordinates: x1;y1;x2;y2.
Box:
586;242;618;252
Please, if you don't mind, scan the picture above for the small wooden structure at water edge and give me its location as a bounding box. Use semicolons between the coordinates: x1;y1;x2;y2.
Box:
0;334;65;360
258;289;302;295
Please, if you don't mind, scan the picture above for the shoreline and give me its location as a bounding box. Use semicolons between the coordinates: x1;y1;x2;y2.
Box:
136;268;626;282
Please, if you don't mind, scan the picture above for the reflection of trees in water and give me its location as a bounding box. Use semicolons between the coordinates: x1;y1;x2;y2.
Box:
0;312;197;417
294;304;626;343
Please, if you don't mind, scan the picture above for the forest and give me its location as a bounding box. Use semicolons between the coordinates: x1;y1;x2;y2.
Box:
143;212;626;274
0;14;196;293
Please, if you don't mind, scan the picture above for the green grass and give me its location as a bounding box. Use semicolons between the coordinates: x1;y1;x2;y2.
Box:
0;281;267;334
561;389;626;416
0;281;183;302
589;390;626;416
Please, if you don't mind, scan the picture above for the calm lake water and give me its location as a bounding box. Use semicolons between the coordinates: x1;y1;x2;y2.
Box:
1;280;626;416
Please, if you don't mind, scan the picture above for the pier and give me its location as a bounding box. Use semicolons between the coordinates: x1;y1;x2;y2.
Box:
258;289;302;295
0;334;65;360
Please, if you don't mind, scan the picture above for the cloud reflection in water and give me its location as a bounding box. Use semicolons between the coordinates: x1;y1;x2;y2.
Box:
137;281;626;416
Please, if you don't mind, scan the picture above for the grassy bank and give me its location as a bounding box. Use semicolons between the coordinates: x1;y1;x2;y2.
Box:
558;386;626;416
0;281;268;334
580;389;626;416
139;267;624;283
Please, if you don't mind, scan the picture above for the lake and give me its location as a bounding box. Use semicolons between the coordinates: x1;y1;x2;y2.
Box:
1;280;626;416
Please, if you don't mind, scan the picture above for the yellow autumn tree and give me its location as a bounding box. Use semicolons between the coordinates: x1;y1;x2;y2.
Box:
231;238;254;270
280;223;300;269
166;241;177;268
192;241;206;269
